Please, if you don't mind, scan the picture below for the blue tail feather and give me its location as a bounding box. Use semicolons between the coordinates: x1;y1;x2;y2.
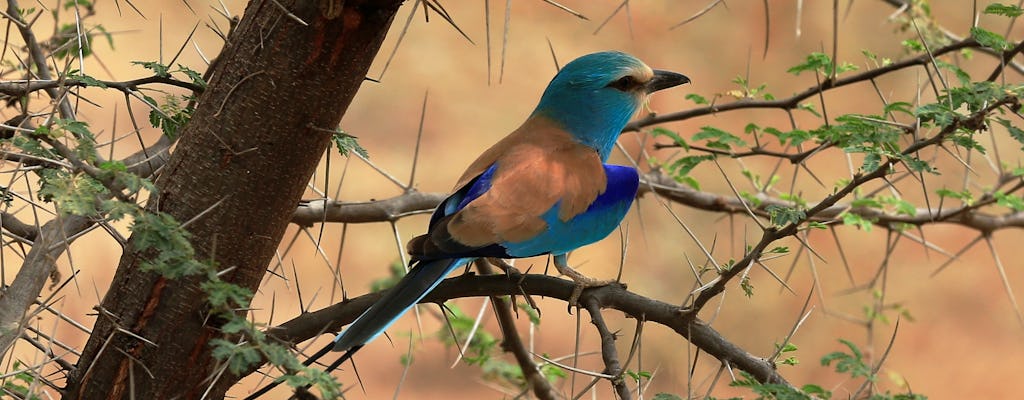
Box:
332;257;471;351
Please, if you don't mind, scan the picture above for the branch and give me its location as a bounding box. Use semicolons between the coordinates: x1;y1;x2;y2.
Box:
475;259;558;400
624;38;982;131
5;0;76;120
879;0;1024;76
688;95;1020;311
255;273;791;391
291;191;445;226
492;295;558;400
0;214;92;355
0;75;205;98
1;211;37;241
583;298;631;399
640;171;1024;233
0;135;173;357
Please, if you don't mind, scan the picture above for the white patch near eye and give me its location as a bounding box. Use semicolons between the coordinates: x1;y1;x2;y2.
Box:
613;64;654;85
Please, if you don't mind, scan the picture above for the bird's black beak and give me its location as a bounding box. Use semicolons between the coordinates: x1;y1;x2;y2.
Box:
645;69;690;93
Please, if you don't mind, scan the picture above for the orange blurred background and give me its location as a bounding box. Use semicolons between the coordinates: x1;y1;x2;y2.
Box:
5;1;1024;399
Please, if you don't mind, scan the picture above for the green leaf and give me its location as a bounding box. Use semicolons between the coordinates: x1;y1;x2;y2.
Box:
692;126;746;150
970;27;1009;51
984;3;1024;17
332;130;369;158
765;205;805;227
887;197;917;216
787;52;857;76
684;93;707;105
56;118;92;138
132;60;171;77
802;384;832;399
202;279;254;308
176;64;207;88
779;192;807;208
518;302;541;325
797;102;822;117
934;59;972;86
995;191;1024;211
903;156;937;174
841;212;874;231
740;275;754;297
861;152;882;173
12;135;58;160
807;221;828;230
821;339;873;379
651;127;688;150
652;394;684;400
901;39;925;52
63;0;92;9
731;371;813;399
787;52;832;75
767;246;789;254
69;71;108;88
936;188;974;205
851;197;882;209
666;155;714;179
996;118;1024;150
764;127;812;147
883;102;914;117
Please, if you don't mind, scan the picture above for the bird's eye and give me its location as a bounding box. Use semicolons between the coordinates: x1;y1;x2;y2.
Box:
607;75;637;91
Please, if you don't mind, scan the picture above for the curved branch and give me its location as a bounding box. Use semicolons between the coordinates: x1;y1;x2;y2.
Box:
5;0;75;120
255;273;791;390
623;38;982;131
1;211;38;241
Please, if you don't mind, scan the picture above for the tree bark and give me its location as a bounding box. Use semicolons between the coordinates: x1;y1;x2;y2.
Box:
63;1;404;399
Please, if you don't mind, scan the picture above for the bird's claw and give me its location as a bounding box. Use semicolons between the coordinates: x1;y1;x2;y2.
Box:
554;261;613;307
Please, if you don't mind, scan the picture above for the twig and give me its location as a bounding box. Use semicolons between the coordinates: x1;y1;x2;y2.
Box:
583;297;630;399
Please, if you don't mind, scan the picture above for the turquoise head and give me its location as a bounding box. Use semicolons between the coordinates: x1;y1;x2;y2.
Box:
531;51;689;160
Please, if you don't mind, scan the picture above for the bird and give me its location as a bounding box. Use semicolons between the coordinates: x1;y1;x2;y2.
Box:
245;51;688;399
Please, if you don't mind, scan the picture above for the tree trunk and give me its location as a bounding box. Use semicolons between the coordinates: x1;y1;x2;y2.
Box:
63;1;404;399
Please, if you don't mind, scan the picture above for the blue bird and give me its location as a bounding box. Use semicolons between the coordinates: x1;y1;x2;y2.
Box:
245;51;687;399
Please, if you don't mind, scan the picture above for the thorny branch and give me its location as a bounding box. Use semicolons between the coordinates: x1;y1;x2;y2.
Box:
0;75;205;99
688;94;1020;311
623;37;983;131
492;294;559;400
583;297;631;400
259;273;791;393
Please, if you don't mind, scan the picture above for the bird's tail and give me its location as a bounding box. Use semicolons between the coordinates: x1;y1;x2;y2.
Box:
244;257;469;400
333;257;471;352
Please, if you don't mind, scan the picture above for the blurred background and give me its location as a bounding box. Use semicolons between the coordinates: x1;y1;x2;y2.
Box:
4;1;1024;399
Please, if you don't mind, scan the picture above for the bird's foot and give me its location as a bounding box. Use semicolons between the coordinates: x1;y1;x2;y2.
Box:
553;259;613;307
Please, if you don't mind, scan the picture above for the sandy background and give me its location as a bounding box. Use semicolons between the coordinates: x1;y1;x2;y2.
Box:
4;1;1024;399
